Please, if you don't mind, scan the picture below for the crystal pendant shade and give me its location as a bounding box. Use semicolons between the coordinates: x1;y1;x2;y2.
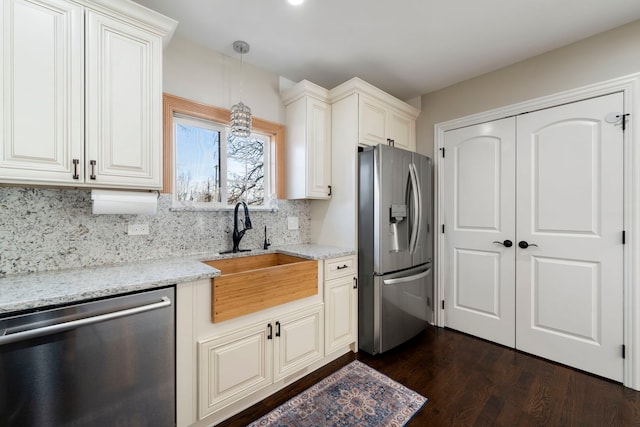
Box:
230;40;252;138
230;101;252;138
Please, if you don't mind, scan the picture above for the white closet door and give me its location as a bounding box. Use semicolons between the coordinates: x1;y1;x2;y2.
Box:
443;118;516;347
515;92;624;382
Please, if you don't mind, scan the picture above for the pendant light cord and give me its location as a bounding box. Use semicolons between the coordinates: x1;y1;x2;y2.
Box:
239;49;244;102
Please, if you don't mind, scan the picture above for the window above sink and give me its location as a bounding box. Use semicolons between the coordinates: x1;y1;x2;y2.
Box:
162;93;286;211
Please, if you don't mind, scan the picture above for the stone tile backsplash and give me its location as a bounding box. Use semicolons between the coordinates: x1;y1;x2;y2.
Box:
0;187;311;277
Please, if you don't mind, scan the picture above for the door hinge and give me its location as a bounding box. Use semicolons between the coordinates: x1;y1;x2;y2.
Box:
440;147;445;158
623;230;626;245
442;224;445;234
622;113;630;131
441;300;445;310
622;344;626;359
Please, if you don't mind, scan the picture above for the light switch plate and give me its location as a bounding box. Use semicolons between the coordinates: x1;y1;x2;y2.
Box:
287;216;299;230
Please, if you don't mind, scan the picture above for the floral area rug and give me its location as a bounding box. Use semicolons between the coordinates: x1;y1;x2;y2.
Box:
247;360;428;427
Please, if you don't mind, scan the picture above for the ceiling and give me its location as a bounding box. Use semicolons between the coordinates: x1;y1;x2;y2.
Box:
132;0;640;100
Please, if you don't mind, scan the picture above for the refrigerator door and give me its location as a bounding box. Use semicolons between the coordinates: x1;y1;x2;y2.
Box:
374;145;414;274
377;264;433;353
410;152;433;267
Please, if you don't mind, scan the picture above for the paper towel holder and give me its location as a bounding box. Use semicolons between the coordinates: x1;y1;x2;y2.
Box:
91;189;158;215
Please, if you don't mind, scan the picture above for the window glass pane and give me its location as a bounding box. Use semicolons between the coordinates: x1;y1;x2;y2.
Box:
227;134;265;206
175;122;221;203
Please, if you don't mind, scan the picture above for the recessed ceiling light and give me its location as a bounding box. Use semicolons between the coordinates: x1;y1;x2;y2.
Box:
288;0;304;5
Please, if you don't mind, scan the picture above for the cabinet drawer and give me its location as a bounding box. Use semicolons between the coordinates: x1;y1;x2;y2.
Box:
325;256;356;280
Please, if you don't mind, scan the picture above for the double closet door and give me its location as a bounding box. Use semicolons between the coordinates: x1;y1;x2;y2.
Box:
443;92;624;381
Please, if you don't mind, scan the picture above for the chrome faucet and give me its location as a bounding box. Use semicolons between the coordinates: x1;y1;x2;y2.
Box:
229;201;252;253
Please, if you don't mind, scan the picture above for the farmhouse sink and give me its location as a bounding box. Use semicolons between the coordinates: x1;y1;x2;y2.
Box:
203;253;318;322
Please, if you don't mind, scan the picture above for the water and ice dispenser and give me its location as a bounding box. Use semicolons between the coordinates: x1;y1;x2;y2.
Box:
389;203;408;252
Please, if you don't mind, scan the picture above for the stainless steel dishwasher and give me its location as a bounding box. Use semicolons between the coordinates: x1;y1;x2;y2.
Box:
0;286;175;427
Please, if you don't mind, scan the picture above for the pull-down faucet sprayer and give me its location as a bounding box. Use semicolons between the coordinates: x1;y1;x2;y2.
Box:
229;201;252;253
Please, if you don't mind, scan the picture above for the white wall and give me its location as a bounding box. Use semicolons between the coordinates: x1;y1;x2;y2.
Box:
163;35;286;124
417;19;640;156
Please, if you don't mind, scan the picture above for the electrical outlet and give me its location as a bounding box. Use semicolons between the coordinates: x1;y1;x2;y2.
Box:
127;223;149;235
287;216;299;230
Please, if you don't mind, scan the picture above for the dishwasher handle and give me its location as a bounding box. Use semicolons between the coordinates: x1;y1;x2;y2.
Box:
0;296;172;346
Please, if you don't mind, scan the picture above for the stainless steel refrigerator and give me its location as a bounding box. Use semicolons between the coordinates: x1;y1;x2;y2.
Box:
358;144;433;354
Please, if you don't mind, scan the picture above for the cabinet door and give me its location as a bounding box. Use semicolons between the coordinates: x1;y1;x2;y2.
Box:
273;304;323;381
0;0;84;185
198;323;273;420
85;10;162;189
305;97;332;198
358;95;387;146
388;110;416;151
325;275;357;354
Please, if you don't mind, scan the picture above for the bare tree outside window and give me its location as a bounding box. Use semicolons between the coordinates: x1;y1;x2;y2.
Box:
227;134;265;206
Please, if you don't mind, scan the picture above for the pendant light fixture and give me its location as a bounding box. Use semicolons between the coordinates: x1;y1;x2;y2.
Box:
230;40;252;138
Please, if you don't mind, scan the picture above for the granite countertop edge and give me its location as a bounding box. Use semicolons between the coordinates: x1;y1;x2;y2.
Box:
0;244;355;315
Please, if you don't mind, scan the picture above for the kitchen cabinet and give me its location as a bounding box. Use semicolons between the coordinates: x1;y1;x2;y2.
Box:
310;78;420;248
359;94;416;151
328;77;419;152
197;304;323;420
281;80;332;199
0;0;176;189
273;305;324;380
324;255;358;354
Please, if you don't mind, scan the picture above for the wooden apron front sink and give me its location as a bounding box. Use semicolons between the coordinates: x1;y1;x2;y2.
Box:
203;253;318;322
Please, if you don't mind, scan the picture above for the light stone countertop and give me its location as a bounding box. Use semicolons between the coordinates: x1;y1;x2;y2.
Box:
0;244;355;315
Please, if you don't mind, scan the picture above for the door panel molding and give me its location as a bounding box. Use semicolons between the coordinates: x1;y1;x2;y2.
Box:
435;73;640;390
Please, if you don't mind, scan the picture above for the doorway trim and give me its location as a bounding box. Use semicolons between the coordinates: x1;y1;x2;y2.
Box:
434;73;640;390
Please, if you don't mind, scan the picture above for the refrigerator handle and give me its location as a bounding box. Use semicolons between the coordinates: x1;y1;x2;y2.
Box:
408;163;422;254
382;267;432;285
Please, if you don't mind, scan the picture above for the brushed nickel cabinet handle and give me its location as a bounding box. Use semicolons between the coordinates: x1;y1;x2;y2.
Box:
72;159;80;180
90;160;97;180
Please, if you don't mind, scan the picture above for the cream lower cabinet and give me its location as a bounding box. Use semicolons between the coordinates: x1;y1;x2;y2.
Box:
198;304;324;420
324;255;358;354
0;0;175;189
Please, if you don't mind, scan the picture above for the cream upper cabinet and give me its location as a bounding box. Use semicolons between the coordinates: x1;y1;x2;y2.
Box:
359;94;417;151
0;0;176;189
85;8;165;189
281;80;332;199
0;0;85;185
387;108;415;151
331;78;420;152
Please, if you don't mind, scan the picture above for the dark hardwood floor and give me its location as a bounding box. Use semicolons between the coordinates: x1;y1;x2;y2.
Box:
217;326;640;426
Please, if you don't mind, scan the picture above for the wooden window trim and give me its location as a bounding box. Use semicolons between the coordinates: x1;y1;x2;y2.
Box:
162;93;286;198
